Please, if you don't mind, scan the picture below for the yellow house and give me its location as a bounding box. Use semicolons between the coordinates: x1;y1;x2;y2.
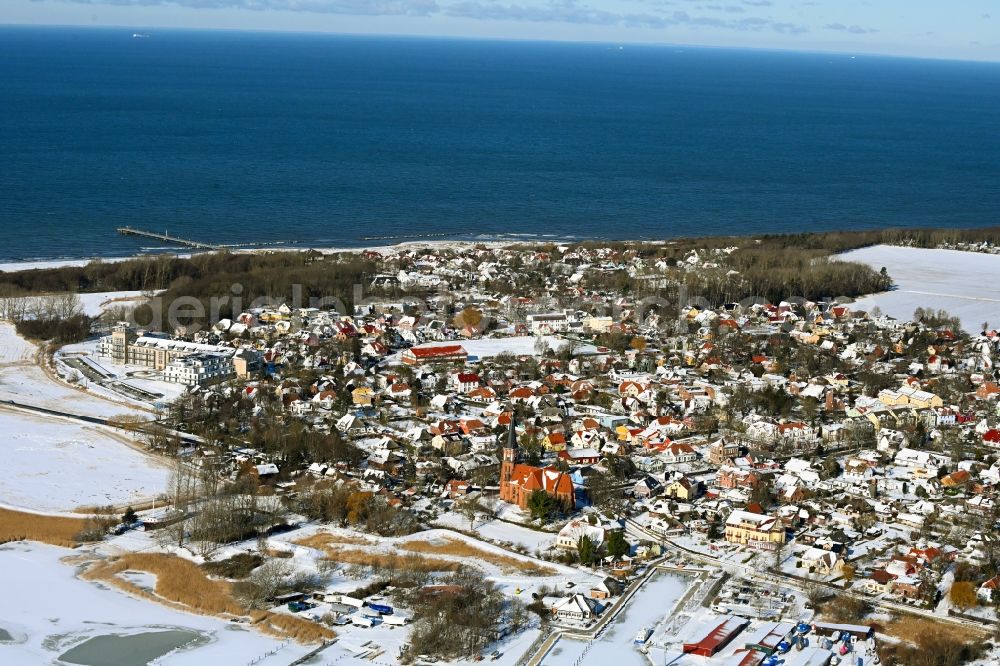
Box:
664;478;697;500
583;316;614;334
792;331;821;345
616;425;636;442
878;387;942;409
542;432;568;452
351;386;374;406
724;510;785;551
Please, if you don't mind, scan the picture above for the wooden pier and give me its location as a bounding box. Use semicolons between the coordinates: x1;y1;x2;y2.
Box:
117;226;222;250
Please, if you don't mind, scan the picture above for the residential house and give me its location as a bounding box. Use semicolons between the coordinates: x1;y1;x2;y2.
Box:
724;510;785;551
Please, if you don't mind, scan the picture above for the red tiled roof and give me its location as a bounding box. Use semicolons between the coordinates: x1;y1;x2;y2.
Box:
408;344;467;358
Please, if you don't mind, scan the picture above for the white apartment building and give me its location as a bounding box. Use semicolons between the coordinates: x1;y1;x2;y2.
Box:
162;352;235;386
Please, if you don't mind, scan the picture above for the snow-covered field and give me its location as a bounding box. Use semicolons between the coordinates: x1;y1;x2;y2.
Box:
0;323;146;419
0;408;169;513
389;335;599;364
0;323;35;364
839;245;1000;332
0;324;169;513
76;290;153;317
0;542;312;665
461;336;598;358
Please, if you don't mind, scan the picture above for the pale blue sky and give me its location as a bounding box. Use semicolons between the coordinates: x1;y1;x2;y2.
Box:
3;0;998;61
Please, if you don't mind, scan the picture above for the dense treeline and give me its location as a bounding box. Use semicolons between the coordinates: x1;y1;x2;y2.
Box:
0;292;92;343
3;225;1000;326
139;253;376;328
569;225;1000;257
0;252;376;324
166;391;367;468
683;255;892;304
0;251;374;332
299;484;421;537
15;314;92;344
0;255;190;294
404;568;509;661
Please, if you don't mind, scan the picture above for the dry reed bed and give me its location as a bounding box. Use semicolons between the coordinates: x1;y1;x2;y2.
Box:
297;532;460;573
298;530;555;576
881;614;984;646
82;552;334;643
295;532;374;548
401;537;556;576
73;497;163;515
0;507;88;547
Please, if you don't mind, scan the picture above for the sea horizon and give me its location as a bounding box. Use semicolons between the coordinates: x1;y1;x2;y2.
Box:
3;27;1000;263
9;23;1000;66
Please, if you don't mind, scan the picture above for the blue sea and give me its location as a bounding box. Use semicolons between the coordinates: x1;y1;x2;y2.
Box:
2;27;1000;263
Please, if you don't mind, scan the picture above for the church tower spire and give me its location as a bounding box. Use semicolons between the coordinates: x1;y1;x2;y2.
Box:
500;412;518;493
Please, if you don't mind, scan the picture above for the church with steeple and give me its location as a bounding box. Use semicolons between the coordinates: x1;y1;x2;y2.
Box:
499;414;575;512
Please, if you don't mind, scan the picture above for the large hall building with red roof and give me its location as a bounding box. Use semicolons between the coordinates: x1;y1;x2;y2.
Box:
499;416;575;512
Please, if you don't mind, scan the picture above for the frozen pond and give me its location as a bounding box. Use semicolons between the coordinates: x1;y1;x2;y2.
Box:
0;542;313;665
59;629;204;666
542;572;693;666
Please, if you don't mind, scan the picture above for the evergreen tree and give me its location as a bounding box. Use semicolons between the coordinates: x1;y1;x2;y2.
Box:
606;530;629;558
577;534;596;565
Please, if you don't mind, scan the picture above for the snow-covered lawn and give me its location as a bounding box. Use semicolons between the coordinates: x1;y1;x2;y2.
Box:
839;245;1000;331
459;336;598;358
0;541;313;665
0;325;169;513
435;513;557;554
280;523;588;588
0;408;169;513
0;324;35;364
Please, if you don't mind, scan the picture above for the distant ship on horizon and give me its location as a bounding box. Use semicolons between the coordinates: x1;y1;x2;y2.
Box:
132;33;150;39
